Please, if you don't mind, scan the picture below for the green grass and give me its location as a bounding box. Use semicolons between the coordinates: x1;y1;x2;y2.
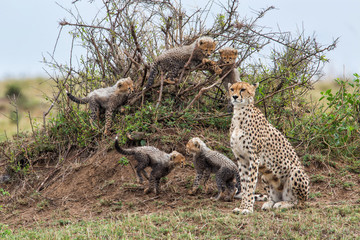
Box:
1;205;359;239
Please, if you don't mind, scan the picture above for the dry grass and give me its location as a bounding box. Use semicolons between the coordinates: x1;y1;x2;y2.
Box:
0;78;55;141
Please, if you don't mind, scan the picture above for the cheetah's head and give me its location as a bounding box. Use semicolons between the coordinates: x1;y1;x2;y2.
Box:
228;82;259;106
219;47;238;65
170;151;186;168
186;137;207;155
116;77;134;94
197;37;217;57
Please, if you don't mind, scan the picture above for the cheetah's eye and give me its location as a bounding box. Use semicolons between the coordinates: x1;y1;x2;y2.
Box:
240;89;245;92
230;88;234;92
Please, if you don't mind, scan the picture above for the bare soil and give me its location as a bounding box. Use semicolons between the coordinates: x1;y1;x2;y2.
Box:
0;142;359;229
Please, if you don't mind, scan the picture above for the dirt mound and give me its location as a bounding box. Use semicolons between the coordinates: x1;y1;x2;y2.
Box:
1;144;359;228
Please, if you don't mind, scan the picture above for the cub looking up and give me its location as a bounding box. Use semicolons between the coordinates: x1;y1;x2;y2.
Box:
144;36;220;89
114;137;185;195
66;77;134;135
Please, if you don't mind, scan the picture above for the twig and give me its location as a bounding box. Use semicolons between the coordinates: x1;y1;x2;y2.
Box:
90;37;106;78
27;111;36;139
155;72;165;111
37;168;61;192
183;76;219;111
255;82;303;104
43;71;71;131
177;43;198;84
183;66;235;111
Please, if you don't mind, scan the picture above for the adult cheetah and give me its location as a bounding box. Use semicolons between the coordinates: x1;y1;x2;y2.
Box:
228;82;309;214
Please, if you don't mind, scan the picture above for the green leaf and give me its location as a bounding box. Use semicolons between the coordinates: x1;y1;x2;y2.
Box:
140;140;147;146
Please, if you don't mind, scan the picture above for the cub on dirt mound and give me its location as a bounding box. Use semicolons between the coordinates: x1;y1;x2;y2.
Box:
144;36;221;89
228;81;310;214
66;77;134;135
114;137;185;195
186;137;240;201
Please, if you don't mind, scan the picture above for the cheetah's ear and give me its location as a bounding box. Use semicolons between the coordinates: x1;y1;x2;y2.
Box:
214;41;218;45
117;82;123;88
199;39;204;45
219;49;224;54
253;82;259;89
228;83;233;91
194;141;200;148
233;49;238;55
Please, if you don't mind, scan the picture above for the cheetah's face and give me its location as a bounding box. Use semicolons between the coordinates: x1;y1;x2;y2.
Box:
198;39;217;57
219;48;238;64
170;151;186;167
186;139;201;155
117;77;134;94
229;82;259;106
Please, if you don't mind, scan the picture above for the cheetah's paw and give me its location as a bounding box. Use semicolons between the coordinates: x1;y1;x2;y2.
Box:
232;208;253;215
261;201;275;211
273;201;294;209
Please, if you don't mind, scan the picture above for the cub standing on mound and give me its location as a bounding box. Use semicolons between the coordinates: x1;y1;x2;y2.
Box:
144;36;221;89
66;77;134;135
228;82;309;214
114;137;185;195
186;137;240;201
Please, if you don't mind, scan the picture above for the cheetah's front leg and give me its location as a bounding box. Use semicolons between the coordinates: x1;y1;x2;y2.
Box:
233;155;260;215
234;156;249;200
144;173;156;194
202;169;211;193
188;170;204;195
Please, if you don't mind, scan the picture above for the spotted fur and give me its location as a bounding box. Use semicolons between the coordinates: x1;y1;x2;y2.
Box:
229;82;309;214
186;137;240;201
114;137;185;195
144;36;219;89
66;77;134;135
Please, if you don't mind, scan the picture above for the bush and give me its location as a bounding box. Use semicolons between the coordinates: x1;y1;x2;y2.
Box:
292;73;360;169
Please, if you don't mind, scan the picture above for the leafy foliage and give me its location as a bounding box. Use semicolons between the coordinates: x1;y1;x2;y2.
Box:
290;74;360;171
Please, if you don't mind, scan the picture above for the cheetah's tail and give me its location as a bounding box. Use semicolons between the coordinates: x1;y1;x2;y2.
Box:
114;136;135;155
144;62;159;89
66;92;89;104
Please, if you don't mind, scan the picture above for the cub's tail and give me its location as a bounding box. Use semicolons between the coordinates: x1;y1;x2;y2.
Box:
114;136;135;155
144;62;159;89
66;91;89;104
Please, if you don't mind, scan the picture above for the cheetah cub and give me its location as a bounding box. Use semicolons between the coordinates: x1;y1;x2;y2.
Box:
114;137;185;195
218;47;241;92
66;77;134;135
144;36;221;89
186;137;240;201
228;82;309;214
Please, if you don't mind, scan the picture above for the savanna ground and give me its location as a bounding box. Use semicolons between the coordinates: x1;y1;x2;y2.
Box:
0;78;359;239
1;1;360;238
